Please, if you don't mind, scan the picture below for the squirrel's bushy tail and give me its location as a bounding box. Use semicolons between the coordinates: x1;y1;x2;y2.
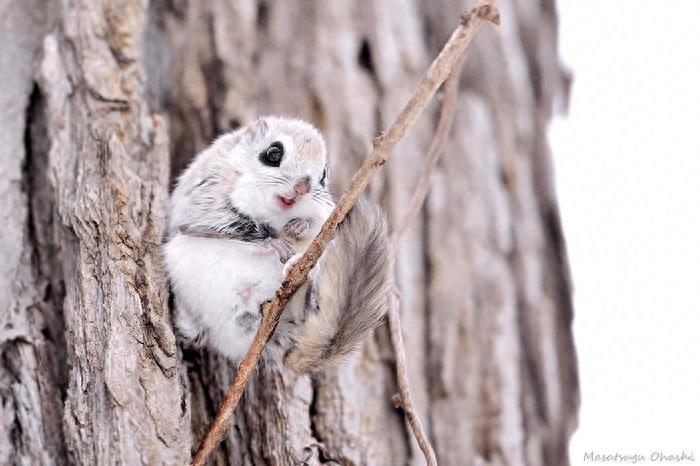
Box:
284;199;390;373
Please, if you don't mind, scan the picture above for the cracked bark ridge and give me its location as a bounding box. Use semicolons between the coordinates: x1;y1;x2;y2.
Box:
0;2;64;465
4;0;192;464
3;0;577;465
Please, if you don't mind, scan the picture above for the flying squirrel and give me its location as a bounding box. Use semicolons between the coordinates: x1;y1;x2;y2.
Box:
163;116;390;373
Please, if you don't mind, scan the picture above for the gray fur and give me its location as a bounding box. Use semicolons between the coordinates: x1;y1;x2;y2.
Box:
168;117;329;248
168;132;243;236
236;311;261;334
179;206;275;243
281;217;310;239
166;115;390;373
263;237;296;263
284;199;391;373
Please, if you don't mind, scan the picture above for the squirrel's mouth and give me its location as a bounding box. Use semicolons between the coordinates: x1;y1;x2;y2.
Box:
277;195;297;210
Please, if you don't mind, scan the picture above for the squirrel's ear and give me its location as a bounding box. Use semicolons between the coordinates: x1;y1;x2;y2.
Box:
244;119;268;143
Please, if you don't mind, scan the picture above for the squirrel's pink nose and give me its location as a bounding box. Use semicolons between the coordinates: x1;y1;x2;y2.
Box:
293;176;311;196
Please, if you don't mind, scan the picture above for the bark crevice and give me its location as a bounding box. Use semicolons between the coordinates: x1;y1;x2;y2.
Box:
2;1;577;464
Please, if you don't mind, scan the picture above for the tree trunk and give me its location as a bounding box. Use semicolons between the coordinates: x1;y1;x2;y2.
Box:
1;0;577;465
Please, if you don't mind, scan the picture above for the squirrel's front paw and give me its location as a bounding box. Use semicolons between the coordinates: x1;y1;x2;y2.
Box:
262;237;296;263
282;253;304;277
282;218;310;240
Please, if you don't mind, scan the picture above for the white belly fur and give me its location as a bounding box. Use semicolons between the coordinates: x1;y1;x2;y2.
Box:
163;234;284;361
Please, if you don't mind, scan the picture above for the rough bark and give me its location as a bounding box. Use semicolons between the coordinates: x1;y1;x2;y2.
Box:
1;0;577;465
0;2;65;465
3;0;192;464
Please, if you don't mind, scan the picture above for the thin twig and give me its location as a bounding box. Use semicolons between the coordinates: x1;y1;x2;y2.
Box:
191;3;499;465
387;51;467;466
390;53;466;252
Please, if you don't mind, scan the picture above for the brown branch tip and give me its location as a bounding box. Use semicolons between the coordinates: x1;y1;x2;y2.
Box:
461;2;501;27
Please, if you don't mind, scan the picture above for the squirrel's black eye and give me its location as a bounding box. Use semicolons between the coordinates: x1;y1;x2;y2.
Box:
319;167;327;187
260;141;284;167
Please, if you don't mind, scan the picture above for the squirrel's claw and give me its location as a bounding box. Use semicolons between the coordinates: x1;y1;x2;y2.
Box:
263;237;296;263
282;253;303;277
282;218;310;240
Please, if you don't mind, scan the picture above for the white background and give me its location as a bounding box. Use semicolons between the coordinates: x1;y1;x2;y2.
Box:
549;1;700;465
